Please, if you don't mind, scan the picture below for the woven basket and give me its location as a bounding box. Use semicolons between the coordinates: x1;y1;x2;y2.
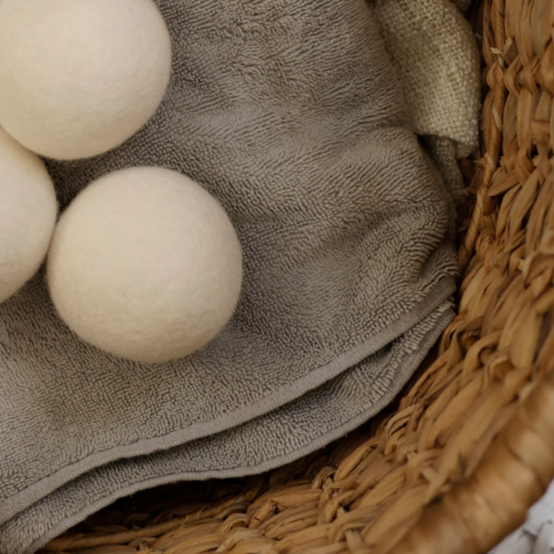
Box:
40;0;554;552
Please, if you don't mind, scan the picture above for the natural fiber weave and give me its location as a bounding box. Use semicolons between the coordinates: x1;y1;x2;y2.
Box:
38;0;554;552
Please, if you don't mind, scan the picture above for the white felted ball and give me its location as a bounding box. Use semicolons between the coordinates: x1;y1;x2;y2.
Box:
47;167;243;364
0;128;58;303
0;0;172;160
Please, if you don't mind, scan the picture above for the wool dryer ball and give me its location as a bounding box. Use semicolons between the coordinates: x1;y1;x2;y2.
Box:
0;128;58;304
47;167;243;364
0;0;172;160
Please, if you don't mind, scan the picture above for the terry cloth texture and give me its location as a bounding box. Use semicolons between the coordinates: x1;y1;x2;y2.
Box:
0;0;479;552
1;304;454;554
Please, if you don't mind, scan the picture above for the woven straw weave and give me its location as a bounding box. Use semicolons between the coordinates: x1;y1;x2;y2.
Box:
38;0;554;552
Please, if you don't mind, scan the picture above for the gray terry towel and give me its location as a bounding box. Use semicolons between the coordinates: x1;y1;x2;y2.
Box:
0;0;479;550
1;303;454;554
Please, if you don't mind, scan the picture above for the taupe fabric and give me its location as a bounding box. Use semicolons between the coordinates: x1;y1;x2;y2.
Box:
374;0;480;195
1;304;453;554
0;0;479;552
375;0;480;226
376;0;480;152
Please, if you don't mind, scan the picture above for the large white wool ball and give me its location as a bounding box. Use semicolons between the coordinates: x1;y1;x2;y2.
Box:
0;0;172;160
0;128;58;303
47;167;243;364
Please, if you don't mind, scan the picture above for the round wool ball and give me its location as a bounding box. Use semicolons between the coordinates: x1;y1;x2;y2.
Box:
0;0;172;160
0;128;58;303
47;167;243;364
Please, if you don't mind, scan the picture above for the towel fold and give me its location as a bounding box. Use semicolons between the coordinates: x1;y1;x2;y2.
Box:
1;303;454;554
0;0;479;552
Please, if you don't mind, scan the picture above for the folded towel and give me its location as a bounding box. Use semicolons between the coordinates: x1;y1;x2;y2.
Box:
1;303;453;554
0;0;479;552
